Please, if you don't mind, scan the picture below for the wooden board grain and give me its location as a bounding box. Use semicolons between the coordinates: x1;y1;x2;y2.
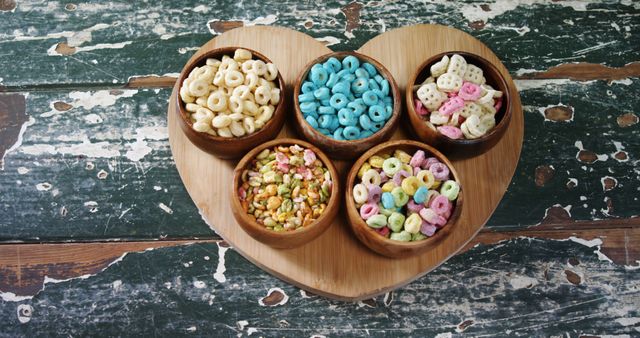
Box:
168;25;523;300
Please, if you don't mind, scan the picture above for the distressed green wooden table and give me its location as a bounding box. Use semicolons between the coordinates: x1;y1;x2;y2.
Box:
1;0;639;336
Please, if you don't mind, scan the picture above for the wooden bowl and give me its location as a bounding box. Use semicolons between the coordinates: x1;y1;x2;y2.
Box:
405;51;512;156
231;138;341;249
293;51;401;160
175;46;286;159
345;140;463;258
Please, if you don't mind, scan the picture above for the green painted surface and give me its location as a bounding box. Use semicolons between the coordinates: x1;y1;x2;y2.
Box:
1;239;637;336
0;1;638;88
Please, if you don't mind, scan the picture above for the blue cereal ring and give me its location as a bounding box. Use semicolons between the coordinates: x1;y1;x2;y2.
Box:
360;130;373;138
318;106;336;115
338;108;358;126
362;90;379;106
368;105;386;122
313;87;330;100
305;115;319;129
370;121;385;132
383;96;393;105
300;101;317;114
342;73;356;82
320;99;331;107
351;77;369;94
329;93;348;110
381;192;395;209
310;67;328;86
373;89;385;99
385;105;393;119
318;114;334;129
317;128;331;135
355;68;369;79
368;79;380;91
301;81;316;93
336;69;351;79
331;81;350;96
304;111;319;120
324;57;342;73
374;74;384;84
326;73;339;88
298;92;315;103
359;114;372;130
362;62;377;77
343;126;360;140
380;79;390;96
329;115;340;131
333;127;345;140
413;186;429;204
342;55;360;72
348;100;366;116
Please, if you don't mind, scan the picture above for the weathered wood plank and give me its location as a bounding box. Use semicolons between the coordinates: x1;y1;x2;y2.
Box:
1;78;639;240
0;0;638;87
0;237;638;336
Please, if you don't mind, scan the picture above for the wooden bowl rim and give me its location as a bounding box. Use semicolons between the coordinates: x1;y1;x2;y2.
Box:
293;50;402;145
345;139;464;250
231;138;341;239
175;46;287;142
406;50;512;145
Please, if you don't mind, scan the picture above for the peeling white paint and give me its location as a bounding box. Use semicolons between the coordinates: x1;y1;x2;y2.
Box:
192;5;209;13
237;320;249;331
84;201;99;213
17;304;34;324
35;182;52;191
186;326;197;332
17;167;29;174
1;116;34;170
435;333;453;338
457;0;589;24
48;41;133;56
206;14;277;35
112;280;123;291
315;36;341;47
300;289;312;298
158;202;173;214
601;176;618;191
84;113;103;124
247;328;258;335
611;78;633;86
178;46;200;54
515;79;575;91
68;89;137;110
214;242;228;283
258;287;289;307
0;292;31;302
6;23;110;43
567;236;613;263
193;281;206;289
567;178;578;187
509;276;539;289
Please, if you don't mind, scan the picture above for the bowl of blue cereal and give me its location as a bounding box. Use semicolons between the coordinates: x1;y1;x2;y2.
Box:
293;51;401;160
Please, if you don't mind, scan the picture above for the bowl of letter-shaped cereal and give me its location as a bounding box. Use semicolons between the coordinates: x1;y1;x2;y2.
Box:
406;51;512;155
175;47;286;159
231;138;341;248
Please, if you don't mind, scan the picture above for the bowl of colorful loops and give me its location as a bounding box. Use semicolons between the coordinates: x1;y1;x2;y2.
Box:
231;138;341;248
293;51;401;160
406;51;512;155
346;140;462;258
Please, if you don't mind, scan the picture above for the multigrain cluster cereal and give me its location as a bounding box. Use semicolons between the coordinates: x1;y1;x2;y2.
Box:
414;54;503;140
298;55;393;140
238;144;333;231
352;149;460;241
180;48;280;138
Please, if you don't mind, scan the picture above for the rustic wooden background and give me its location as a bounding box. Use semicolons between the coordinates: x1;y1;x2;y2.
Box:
0;0;638;336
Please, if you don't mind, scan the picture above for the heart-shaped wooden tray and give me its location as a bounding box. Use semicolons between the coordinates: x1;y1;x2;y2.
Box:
168;24;523;301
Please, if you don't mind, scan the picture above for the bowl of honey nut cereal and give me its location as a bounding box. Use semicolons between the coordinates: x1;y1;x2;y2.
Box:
175;47;286;159
345;140;462;258
231;138;341;248
406;52;512;155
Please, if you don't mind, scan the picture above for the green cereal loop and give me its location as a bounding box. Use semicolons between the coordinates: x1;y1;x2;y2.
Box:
390;231;412;242
366;214;387;228
387;212;405;232
277;184;290;196
382;157;402;176
412;232;427;241
440;180;460;201
391;186;409;207
379;208;395;217
256;149;270;160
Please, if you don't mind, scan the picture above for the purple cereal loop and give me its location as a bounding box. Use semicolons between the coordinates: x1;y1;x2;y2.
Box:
419;208;437;223
367;185;383;203
414;98;429;116
380;174;389;183
420;221;437;236
392;170;410;186
430;195;451;215
359;203;379;220
407;200;424;213
434;215;447;227
422;157;440;170
429;163;450;181
409;150;426;168
413;167;421;176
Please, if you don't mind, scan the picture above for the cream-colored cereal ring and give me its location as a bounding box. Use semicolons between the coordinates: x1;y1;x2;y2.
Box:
188;66;205;80
185;103;200;113
460;123;477;139
244;72;258;89
478;89;496;105
254;85;271;105
254;119;265;129
436;73;463;92
180;86;195;103
200;66;216;81
195;97;208;107
229;96;244;114
205;128;217;136
206;58;221;67
212;115;232;128
447;111;461;127
243;116;256;134
217;127;233;138
243;100;259;116
232;85;251;100
256;105;274;123
192;121;211;133
430;55;450;78
462;114;486;137
229;120;246;137
265;63;278;81
189;79;209;97
270;88;281;105
241;60;255;73
429;111;449;125
224;70;244;88
207;91;227;112
219;57;239;72
252;60;267;76
193;107;214;123
446;54;467;77
480;114;496;131
228;113;244;122
234;48;252;61
213;70;225;86
258;78;273;89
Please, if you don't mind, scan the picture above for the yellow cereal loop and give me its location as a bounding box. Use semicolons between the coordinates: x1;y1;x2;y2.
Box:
369;155;385;168
401;176;424;196
357;163;372;178
394;150;412;163
381;181;395;192
401;164;413;175
233;48;252;61
416;170;435;189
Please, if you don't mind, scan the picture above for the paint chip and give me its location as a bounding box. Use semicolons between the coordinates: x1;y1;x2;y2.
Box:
564;270;581;285
158;203;173;214
258;288;289;307
17;304;33;324
617;112;638;127
535;165;555;187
